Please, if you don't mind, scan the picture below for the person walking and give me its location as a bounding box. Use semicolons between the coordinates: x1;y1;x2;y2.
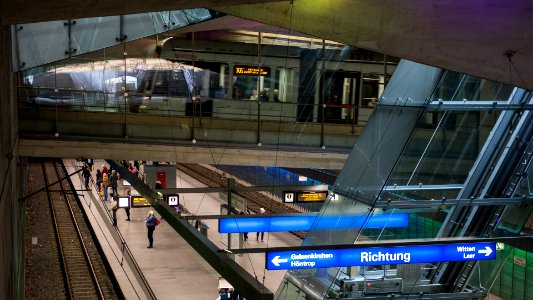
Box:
256;207;266;242
154;179;162;189
125;190;131;221
240;211;248;241
146;210;157;248
102;172;109;201
95;169;102;193
111;195;119;226
86;158;94;171
82;163;91;190
101;164;108;175
109;170;118;196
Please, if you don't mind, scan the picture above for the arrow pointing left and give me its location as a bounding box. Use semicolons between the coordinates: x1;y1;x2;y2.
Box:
478;246;493;257
272;255;288;267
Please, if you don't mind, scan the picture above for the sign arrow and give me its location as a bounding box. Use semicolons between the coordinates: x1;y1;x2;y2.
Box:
267;242;496;270
478;246;493;256
271;255;288;267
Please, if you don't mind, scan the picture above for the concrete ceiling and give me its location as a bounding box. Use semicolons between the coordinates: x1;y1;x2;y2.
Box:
216;0;533;90
3;0;531;88
0;0;283;25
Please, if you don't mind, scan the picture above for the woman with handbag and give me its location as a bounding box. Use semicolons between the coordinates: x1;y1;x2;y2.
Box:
146;210;157;248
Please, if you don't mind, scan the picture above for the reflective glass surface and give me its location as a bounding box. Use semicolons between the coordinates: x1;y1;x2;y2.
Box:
18;29;398;150
432;70;514;101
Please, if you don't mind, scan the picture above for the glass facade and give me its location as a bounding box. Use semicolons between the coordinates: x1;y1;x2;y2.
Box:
275;60;533;299
18;29;397;149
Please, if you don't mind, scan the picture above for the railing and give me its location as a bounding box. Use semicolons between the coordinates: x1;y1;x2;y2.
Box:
18;86;375;149
18;86;375;123
72;161;157;300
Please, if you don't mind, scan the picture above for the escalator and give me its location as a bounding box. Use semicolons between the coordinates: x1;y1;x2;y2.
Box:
433;91;533;293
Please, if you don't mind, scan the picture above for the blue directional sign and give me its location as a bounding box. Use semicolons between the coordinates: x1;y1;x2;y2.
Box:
266;242;496;270
219;213;408;233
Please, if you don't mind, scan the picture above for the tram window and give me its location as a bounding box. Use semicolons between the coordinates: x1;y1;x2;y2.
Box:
274;69;281;102
233;75;262;100
273;68;294;102
232;76;248;99
362;75;380;106
182;61;230;99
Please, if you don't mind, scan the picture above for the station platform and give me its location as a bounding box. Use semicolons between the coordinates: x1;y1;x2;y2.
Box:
64;159;302;299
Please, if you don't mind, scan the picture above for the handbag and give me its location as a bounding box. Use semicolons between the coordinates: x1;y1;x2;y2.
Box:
155;218;161;226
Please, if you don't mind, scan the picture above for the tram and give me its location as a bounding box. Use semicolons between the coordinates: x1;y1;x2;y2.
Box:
22;40;396;124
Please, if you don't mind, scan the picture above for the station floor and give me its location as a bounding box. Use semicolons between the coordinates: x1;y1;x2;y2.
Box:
65;159;302;300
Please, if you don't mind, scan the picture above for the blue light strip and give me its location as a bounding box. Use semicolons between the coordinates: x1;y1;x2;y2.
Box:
218;213;408;233
266;242;497;270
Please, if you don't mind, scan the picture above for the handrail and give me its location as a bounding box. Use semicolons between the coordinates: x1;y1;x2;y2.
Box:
79;164;158;300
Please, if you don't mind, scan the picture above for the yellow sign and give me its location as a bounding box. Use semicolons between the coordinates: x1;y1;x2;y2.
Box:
131;196;151;207
234;65;271;76
297;192;328;202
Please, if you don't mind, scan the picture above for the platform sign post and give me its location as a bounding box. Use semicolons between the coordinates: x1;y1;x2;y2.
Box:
266;242;496;270
166;194;179;207
118;196;130;208
284;192;295;203
282;191;328;203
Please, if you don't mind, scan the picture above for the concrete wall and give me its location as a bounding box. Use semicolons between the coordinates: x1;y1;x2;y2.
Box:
144;165;177;189
0;24;20;299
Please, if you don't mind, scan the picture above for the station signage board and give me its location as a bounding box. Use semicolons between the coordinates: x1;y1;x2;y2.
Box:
283;191;328;203
219;213;408;233
266;242;496;270
234;65;271;77
118;196;130;208
166;194;179;207
131;196;151;207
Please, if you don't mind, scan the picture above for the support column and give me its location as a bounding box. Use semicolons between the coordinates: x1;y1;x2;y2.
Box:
0;23;20;300
227;62;234;99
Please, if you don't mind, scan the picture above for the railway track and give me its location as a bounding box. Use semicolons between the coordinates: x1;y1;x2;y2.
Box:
43;159;119;299
177;163;308;239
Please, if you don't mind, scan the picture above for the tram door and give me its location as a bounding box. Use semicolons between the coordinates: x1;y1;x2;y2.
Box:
322;71;359;123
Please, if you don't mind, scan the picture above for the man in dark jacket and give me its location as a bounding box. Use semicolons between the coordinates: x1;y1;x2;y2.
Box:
82;163;91;190
110;170;118;196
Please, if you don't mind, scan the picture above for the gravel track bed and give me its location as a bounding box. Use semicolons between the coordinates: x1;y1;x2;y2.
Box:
24;161;66;299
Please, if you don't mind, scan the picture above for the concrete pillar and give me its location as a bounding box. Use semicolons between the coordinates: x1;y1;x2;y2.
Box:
227;62;234;99
0;23;20;300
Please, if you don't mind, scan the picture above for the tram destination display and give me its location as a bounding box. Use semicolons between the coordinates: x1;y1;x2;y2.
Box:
234;65;271;77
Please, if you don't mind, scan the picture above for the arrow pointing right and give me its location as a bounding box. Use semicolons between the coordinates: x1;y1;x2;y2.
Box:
478;246;493;257
272;255;288;267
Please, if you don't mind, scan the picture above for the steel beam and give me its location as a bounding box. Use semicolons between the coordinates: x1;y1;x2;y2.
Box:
227;236;533;254
375;196;533;209
107;160;274;300
158;184;329;194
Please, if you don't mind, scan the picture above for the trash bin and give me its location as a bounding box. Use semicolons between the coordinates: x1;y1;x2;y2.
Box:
200;222;209;238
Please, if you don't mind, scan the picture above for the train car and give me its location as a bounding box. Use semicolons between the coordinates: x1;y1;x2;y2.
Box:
22;37;396;125
23;59;198;113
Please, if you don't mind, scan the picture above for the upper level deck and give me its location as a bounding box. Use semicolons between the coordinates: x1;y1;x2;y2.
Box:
17;30;393;168
18;87;362;168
